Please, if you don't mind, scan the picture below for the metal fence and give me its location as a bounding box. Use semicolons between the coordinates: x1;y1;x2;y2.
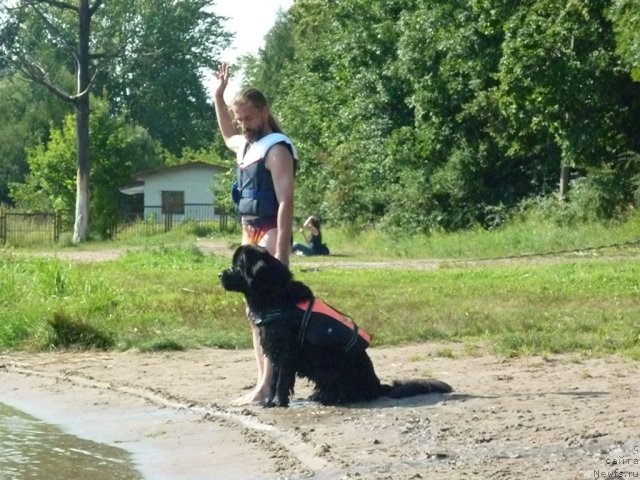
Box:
0;209;62;247
0;205;236;247
115;204;236;239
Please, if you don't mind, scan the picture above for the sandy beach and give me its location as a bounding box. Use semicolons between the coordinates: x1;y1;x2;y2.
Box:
1;344;638;479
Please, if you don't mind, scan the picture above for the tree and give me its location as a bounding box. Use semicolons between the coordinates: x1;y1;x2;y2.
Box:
0;75;72;204
395;0;516;229
241;8;295;106
11;98;159;237
269;0;421;225
94;0;231;155
609;0;640;81
1;0;106;243
0;0;231;241
232;0;640;230
493;0;632;199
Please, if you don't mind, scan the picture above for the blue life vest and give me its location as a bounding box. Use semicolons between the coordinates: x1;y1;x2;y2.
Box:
233;133;297;218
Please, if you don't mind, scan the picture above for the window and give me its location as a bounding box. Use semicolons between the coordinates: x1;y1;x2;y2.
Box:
161;191;184;214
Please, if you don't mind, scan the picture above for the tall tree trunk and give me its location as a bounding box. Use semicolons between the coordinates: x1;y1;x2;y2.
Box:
558;164;570;201
73;0;91;244
558;35;574;203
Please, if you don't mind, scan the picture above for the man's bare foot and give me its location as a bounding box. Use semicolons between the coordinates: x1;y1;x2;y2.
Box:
230;387;270;406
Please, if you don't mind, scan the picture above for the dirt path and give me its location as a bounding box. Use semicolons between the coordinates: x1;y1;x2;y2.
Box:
1;345;638;479
21;237;627;270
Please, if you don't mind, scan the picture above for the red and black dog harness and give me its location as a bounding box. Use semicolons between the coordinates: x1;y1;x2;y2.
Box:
255;296;371;353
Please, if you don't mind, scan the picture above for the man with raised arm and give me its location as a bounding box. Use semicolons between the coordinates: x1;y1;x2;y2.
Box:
213;63;296;405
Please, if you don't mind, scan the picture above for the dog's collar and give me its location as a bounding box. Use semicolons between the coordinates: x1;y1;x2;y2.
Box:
256;298;314;348
253;305;304;326
252;297;314;327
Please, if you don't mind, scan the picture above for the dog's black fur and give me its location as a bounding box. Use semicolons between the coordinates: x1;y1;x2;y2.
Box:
219;244;452;407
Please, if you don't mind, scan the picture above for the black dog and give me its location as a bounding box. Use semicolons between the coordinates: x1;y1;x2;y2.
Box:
219;244;452;407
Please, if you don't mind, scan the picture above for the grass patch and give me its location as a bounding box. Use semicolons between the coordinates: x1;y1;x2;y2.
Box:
294;259;640;358
136;339;186;352
325;215;640;260
2;216;640;358
47;313;115;350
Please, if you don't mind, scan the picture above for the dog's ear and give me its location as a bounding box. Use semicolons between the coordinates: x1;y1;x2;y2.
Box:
235;245;262;281
249;259;268;281
249;256;292;291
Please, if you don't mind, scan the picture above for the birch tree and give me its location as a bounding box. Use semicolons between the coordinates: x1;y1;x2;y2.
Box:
1;0;103;243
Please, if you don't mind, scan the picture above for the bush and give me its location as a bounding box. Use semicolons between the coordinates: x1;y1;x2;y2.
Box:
516;161;638;225
567;166;633;222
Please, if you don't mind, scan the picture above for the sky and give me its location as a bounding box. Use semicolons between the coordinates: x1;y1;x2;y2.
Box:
207;0;294;100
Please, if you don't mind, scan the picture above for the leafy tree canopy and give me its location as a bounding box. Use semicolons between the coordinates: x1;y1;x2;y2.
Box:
609;0;640;80
11;98;160;237
244;0;640;232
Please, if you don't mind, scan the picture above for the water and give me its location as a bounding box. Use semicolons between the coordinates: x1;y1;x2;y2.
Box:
0;402;142;480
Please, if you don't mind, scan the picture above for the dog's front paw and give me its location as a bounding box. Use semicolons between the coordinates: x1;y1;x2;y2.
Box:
262;396;289;408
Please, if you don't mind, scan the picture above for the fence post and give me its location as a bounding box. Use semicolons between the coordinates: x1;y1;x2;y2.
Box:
111;219;118;240
0;208;5;245
53;211;61;243
164;213;173;232
219;208;227;232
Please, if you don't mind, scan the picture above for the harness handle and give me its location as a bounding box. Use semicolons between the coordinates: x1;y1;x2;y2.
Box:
298;296;315;348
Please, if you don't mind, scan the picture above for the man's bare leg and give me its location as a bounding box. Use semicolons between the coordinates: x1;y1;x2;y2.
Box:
230;229;279;406
230;319;273;406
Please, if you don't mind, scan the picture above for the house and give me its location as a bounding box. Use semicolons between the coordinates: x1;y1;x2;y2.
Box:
120;161;228;224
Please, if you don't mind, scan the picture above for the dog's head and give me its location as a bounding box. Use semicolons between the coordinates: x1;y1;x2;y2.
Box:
219;244;292;299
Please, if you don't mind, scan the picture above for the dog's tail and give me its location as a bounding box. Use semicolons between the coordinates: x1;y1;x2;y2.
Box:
380;379;452;399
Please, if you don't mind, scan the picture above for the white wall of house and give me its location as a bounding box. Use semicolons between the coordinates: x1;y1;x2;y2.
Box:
144;165;215;205
142;164;220;223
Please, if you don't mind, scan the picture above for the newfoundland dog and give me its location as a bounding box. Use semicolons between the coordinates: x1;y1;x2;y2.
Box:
219;244;452;407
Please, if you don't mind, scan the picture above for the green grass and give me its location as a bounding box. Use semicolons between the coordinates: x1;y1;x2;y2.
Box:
1;215;640;358
324;215;640;260
298;259;640;357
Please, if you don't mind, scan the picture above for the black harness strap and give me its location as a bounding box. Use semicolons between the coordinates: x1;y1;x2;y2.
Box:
253;308;287;326
297;296;365;353
343;320;361;353
256;296;367;353
310;298;362;352
298;296;315;348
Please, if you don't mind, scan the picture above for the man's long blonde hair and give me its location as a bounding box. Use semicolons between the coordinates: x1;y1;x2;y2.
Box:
232;87;282;133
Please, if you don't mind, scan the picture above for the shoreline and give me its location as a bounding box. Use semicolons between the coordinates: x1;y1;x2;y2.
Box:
1;345;639;479
0;349;301;480
0;366;279;480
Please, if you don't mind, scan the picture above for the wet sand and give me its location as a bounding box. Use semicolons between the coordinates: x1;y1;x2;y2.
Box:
0;351;295;480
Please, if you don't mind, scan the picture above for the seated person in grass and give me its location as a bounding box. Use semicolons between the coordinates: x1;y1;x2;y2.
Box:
292;215;329;256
